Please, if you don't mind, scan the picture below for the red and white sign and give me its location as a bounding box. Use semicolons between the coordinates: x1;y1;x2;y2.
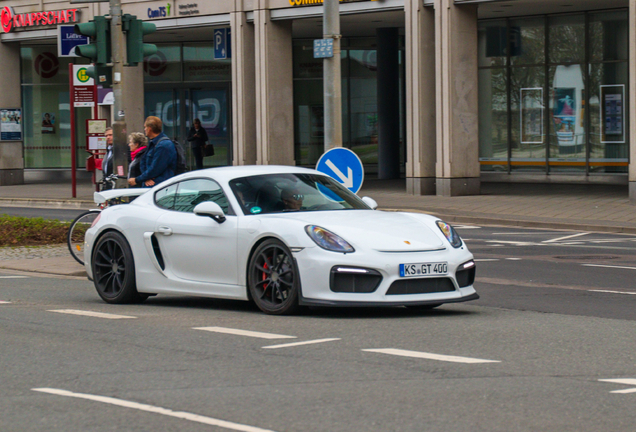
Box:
1;6;79;33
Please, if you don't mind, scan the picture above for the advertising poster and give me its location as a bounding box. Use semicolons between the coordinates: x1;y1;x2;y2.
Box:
41;112;56;134
520;88;543;144
601;85;625;143
553;88;576;143
0;108;22;141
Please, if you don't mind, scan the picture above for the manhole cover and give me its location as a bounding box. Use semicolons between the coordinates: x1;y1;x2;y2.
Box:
553;255;618;260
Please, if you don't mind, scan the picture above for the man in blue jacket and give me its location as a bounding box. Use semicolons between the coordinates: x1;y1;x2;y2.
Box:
128;116;176;188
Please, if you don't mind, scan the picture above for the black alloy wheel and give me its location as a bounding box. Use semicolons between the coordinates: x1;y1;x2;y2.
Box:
248;239;300;315
92;231;147;304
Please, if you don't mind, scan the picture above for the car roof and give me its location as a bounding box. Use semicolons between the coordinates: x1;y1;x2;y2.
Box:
176;165;327;183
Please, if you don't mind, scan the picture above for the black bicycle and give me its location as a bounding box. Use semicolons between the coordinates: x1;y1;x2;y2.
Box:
67;174;131;265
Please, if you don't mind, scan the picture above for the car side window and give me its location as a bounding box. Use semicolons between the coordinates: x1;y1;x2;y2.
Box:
154;183;179;210
172;178;232;214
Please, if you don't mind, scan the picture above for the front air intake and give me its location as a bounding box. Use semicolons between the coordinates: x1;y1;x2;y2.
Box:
330;267;382;293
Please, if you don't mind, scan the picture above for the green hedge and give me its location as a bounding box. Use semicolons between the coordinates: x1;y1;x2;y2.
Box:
0;215;72;247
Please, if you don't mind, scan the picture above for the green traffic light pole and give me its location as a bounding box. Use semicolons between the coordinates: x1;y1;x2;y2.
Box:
110;0;128;189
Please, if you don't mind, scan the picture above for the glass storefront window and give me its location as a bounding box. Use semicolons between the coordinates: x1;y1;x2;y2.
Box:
478;68;508;172
21;47;89;169
478;20;507;68
349;49;378;165
510;66;546;172
478;10;628;177
509;17;545;66
589;11;628;62
183;43;231;82
143;45;181;82
548;14;585;64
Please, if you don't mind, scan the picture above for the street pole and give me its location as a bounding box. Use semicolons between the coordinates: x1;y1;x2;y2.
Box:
323;0;342;151
110;0;128;188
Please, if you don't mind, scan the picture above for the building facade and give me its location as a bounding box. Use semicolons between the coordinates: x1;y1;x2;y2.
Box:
0;0;634;201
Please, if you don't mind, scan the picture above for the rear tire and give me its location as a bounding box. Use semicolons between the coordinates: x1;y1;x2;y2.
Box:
247;239;300;315
91;231;146;304
68;210;101;265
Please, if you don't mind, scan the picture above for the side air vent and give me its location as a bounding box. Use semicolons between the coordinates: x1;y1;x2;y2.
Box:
151;234;165;270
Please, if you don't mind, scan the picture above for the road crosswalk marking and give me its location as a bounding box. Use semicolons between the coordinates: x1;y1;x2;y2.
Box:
32;388;278;432
48;309;137;319
598;379;636;394
362;348;500;364
193;326;296;340
262;338;340;349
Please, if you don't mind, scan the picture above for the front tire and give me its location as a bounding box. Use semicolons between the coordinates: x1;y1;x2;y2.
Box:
248;239;300;315
92;231;147;304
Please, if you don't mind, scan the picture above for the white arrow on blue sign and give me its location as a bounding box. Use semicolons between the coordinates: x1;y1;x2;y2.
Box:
316;147;364;194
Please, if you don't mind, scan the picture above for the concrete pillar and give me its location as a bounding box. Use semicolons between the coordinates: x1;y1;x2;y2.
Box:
231;3;257;165
630;0;636;203
405;0;436;195
0;42;24;186
254;3;295;166
376;27;401;180
434;0;480;196
121;64;145;135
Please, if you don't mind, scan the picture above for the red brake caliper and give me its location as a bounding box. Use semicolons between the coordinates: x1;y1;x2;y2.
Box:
262;261;269;293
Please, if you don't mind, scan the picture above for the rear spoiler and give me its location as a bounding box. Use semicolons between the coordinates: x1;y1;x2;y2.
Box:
94;188;148;205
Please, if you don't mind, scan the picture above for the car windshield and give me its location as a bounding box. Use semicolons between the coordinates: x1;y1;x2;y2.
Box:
229;173;370;215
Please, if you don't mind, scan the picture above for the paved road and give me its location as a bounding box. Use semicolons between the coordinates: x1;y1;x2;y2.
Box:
2;225;636;431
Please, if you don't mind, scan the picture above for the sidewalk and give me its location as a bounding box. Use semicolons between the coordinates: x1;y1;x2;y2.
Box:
1;177;635;278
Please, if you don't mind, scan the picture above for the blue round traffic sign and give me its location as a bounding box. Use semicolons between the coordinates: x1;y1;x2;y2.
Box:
316;147;364;194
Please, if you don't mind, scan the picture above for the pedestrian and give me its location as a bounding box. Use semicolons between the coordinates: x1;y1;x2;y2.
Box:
186;118;209;170
101;127;114;190
126;132;148;187
128;116;176;188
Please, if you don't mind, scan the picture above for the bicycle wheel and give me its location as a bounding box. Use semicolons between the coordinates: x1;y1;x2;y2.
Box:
68;210;101;265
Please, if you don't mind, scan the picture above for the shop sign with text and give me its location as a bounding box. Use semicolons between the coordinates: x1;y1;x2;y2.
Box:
1;7;79;33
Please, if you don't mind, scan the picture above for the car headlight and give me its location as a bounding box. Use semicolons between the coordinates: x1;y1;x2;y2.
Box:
436;220;462;248
305;225;355;253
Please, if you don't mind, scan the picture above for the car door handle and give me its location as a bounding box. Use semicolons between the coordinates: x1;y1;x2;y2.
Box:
158;226;173;236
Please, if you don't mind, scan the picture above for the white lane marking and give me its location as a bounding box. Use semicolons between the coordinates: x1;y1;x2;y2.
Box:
598;379;636;394
0;301;11;304
193;327;296;340
582;264;636;271
543;232;589;243
453;225;481;229
474;259;499;262
560;242;585;245
0;276;29;279
362;348;500;364
505;258;522;261
589;290;636;296
32;388;278;432
262;338;341;350
485;240;536;246
48;310;136;320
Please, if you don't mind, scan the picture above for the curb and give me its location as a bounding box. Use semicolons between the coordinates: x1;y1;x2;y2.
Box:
0;198;94;210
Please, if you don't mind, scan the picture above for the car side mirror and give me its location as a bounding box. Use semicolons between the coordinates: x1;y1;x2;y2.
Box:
361;196;378;210
193;201;226;223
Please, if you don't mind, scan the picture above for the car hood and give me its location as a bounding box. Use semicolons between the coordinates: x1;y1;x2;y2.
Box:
273;210;446;252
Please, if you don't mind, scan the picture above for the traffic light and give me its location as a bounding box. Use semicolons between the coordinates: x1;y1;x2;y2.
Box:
85;64;112;88
74;16;111;65
122;14;157;66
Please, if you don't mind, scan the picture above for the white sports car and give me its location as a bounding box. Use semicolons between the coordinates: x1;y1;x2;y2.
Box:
85;165;478;315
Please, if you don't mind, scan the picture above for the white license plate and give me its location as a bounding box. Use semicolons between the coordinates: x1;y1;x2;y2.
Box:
399;262;448;277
